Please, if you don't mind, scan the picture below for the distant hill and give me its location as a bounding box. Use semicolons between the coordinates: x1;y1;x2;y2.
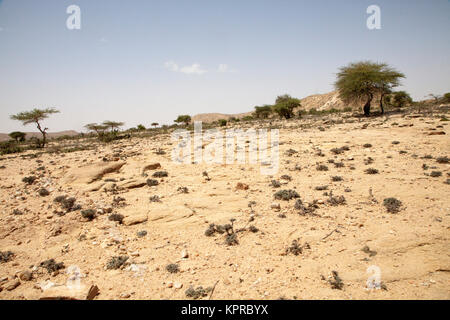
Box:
0;130;79;142
299;90;347;111
191;91;349;123
191;112;253;123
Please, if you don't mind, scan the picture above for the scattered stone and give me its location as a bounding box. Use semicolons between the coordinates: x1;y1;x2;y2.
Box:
429;171;442;177
19;270;32;281
236;183;249;190
152;171;168;178
270;202;281;210
5;279;20;291
38;188;50;197
108;214;124;223
146;179;159;187
22;176;37;185
362;246;377;257
137;230;147;238
177;186;189;194
174;282;183;289
436;156;449;164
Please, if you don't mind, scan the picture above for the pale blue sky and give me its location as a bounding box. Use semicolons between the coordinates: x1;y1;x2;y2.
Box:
0;0;449;132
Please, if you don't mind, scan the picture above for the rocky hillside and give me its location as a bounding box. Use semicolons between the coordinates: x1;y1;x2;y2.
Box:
299;91;347;111
191;91;349;123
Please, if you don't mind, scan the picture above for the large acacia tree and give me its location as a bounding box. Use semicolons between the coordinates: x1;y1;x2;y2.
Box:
335;61;405;116
84;123;108;136
174;115;191;126
102;121;125;132
10;108;59;147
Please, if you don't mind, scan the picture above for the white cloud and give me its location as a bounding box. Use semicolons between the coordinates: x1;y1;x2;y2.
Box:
180;63;207;75
164;61;206;75
217;64;237;73
164;61;179;72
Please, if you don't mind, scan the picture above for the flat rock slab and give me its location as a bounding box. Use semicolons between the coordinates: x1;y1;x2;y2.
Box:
63;161;126;185
118;179;147;189
40;284;99;300
123;214;148;226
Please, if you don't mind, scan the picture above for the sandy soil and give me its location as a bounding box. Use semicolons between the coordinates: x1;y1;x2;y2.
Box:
0;110;449;300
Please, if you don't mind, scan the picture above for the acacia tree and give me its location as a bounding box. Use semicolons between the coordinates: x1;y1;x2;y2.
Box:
136;124;146;131
151;122;159;128
254;105;273;119
272;94;301;119
388;91;413;108
10;108;59;147
335;61;405;116
84;123;108;137
9;131;26;143
103;121;124;132
174;115;191;126
442;93;450;103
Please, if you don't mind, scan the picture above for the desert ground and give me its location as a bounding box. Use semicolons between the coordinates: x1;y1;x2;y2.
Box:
0;108;449;300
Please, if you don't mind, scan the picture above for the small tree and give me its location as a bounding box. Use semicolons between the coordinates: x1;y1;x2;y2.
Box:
136;124;146;131
103;121;124;132
174;115;191;126
10;108;59;147
427;94;442;103
272;95;301;119
442;93;450;104
9;131;26;143
389;91;413;109
335;61;405;116
254;105;273;119
151;122;159;128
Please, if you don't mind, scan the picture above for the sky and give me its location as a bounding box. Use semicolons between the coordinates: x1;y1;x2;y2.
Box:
0;0;449;133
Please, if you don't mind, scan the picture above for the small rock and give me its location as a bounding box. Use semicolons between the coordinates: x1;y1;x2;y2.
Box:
271;203;281;210
19;271;32;281
181;250;189;259
6;279;20;291
174;282;183;289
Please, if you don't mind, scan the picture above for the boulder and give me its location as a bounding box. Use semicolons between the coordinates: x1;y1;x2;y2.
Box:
63;162;126;185
123;214;148;226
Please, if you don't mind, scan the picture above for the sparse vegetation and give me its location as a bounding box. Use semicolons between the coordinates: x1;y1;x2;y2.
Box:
274;189;300;201
383;198;402;213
